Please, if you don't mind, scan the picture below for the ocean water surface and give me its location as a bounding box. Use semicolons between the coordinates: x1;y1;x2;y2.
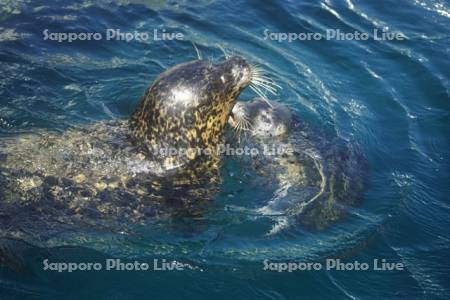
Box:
0;0;449;298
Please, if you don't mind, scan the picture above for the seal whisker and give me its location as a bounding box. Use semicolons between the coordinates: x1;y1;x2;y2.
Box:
252;76;283;90
233;119;251;143
251;72;282;90
252;80;278;94
217;44;230;60
249;84;267;98
249;84;273;108
236;112;252;130
253;85;277;96
230;104;253;142
192;42;203;60
253;84;278;95
248;63;284;108
232;121;244;142
240;115;252;131
253;77;278;85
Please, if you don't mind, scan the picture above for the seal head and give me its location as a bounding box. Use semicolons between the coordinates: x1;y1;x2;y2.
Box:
130;56;252;169
228;98;292;138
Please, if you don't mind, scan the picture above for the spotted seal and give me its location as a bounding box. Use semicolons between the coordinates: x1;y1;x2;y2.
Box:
228;98;292;138
0;56;257;240
129;56;252;172
227;98;367;231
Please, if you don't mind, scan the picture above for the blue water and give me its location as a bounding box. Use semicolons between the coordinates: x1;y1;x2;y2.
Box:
0;0;449;298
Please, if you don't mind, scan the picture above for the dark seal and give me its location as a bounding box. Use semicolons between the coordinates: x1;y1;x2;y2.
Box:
130;57;252;172
227;98;367;231
0;56;255;245
228;98;292;138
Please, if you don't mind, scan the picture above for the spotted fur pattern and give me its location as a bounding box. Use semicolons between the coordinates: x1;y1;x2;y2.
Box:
130;58;251;172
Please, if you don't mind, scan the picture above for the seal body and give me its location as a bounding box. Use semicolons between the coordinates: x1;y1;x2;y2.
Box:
0;57;254;241
130;57;252;171
227;98;366;231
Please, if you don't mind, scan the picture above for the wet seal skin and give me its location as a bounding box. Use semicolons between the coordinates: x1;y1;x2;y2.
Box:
228;98;292;138
227;98;367;231
0;56;256;243
129;56;252;172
